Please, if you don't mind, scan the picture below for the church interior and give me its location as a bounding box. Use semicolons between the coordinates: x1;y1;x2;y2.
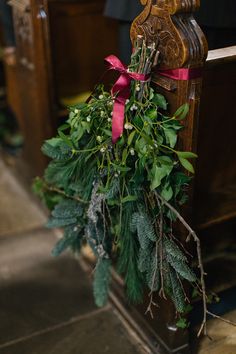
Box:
0;1;236;353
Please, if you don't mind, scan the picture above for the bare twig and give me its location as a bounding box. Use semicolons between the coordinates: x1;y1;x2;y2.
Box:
207;311;236;327
154;191;208;337
145;292;159;319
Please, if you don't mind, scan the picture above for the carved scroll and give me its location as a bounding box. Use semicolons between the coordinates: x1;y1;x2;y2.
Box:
131;0;208;153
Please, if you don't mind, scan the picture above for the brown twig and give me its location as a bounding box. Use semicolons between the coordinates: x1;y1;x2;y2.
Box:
207;310;236;327
154;191;208;337
145;292;159;319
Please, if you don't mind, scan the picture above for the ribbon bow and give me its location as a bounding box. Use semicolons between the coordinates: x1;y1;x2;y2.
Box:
105;55;203;143
105;55;150;144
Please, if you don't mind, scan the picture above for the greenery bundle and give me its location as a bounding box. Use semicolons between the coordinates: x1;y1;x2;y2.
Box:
35;37;208;331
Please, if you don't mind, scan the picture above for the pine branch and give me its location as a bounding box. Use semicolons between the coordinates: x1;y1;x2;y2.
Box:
42;180;88;204
154;191;207;336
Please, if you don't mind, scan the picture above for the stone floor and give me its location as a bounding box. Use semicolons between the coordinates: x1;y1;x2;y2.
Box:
0;158;144;354
0;157;236;354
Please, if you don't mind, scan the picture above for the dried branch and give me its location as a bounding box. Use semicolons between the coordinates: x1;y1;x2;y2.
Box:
145;292;159;319
154;191;207;337
206;310;236;327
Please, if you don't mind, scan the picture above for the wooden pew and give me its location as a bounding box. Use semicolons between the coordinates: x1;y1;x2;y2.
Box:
195;46;236;229
7;0;118;177
108;2;236;354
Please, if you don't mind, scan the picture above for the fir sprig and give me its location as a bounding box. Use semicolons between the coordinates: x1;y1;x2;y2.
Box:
35;37;204;329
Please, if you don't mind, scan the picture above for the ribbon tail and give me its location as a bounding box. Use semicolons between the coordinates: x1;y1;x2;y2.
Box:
112;98;126;144
111;73;131;144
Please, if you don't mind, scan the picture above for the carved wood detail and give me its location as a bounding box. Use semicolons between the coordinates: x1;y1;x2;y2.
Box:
131;0;207;69
130;0;208;152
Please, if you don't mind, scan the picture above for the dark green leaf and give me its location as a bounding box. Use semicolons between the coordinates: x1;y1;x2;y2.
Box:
128;130;136;146
179;157;195;174
121;195;138;203
174;103;189;120
164;128;177;148
153;94;168;110
176;151;198;159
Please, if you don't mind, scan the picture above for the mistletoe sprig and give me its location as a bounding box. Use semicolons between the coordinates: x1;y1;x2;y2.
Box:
34;38;215;335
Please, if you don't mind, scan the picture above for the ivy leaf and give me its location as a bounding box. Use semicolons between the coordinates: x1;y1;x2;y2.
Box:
174;103;189;120
153;94;168;110
179;157;195;174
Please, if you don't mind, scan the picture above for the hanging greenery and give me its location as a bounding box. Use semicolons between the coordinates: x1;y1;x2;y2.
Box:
34;37;209;333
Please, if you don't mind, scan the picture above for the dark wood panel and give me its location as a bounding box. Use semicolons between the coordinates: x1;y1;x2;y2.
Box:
48;1;118;100
7;0;118;177
194;47;236;228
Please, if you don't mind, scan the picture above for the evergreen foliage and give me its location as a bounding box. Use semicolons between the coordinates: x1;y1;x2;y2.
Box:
34;38;200;322
93;258;112;307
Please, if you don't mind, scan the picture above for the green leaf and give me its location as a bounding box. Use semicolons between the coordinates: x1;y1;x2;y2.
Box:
146;108;157;120
176;318;189;329
176;151;198;159
174;103;189;120
179;157;195;174
153;94;168;110
81;121;90;132
150;160;173;190
128;130;136;146
164;128;177;148
58;123;70;132
101;128;112;137
58;131;73;148
112;163;131;172
149;87;154;100
122;148;128;165
135;137;148;155
121;195;138;203
76;126;85;141
161;183;173;201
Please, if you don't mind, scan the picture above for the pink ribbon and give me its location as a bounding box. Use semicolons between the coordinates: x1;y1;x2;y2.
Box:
105;55;202;143
105;55;150;144
157;68;203;81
